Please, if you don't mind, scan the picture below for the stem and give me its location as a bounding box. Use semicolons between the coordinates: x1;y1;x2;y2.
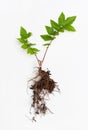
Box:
42;46;49;63
35;54;39;63
42;40;52;64
35;40;53;68
35;54;42;68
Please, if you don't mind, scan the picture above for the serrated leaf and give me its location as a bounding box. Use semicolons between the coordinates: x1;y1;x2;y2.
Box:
43;43;50;46
58;12;65;25
50;20;60;31
17;38;27;44
21;44;29;49
64;16;76;26
45;26;58;35
40;34;55;41
64;25;76;31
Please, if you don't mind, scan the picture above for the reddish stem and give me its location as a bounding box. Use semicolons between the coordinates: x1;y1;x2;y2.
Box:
42;46;49;63
35;40;52;68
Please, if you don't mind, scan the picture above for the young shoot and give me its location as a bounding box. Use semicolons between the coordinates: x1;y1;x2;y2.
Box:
17;12;76;121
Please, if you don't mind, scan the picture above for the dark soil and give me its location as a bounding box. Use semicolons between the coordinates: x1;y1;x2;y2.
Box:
28;67;60;121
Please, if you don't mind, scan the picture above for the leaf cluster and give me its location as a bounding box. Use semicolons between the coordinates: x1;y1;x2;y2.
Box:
17;12;76;55
17;27;40;55
41;12;76;46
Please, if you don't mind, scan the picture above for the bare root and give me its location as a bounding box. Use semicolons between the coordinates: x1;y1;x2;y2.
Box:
27;67;60;120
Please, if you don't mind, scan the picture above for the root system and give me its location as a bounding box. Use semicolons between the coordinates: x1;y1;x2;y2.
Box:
28;67;60;120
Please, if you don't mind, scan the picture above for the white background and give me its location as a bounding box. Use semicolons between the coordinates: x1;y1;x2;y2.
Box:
0;0;88;129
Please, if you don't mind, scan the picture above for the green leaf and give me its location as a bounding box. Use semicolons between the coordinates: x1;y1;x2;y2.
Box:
27;32;32;38
21;44;29;49
28;43;36;47
43;43;50;46
20;27;32;39
20;26;28;39
40;34;55;41
58;12;65;25
64;25;76;31
59;27;64;32
27;47;39;55
17;38;27;44
50;20;59;31
64;16;76;26
45;26;58;35
32;48;40;53
27;48;34;54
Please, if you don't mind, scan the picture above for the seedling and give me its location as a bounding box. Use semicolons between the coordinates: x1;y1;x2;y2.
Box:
17;12;76;121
